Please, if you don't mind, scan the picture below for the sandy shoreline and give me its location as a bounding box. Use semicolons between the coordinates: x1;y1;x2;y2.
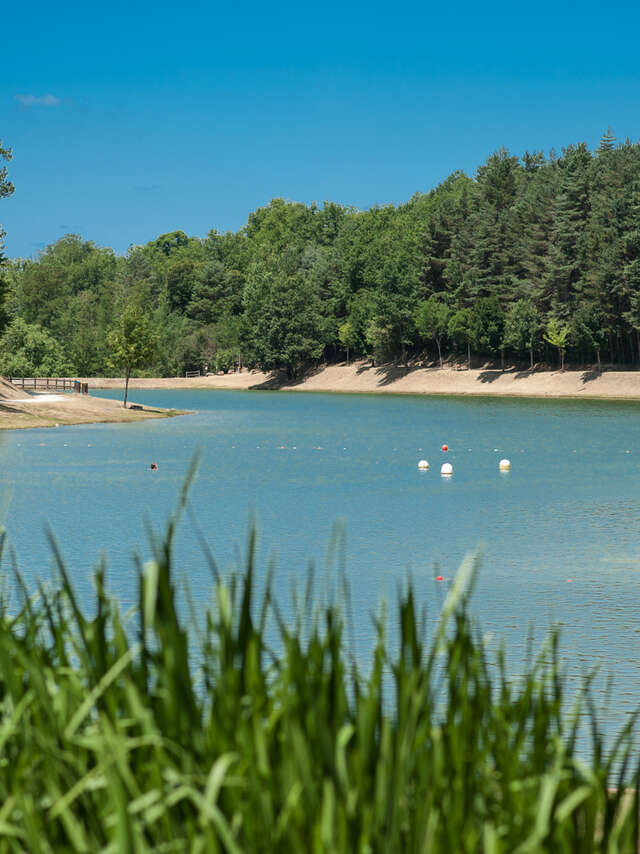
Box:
79;363;640;401
0;379;185;430
5;364;640;430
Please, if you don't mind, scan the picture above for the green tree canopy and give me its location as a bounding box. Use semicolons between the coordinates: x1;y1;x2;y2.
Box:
448;307;478;369
243;261;327;378
7;132;640;376
503;298;542;368
107;303;157;406
415;295;451;368
0;318;71;378
544;317;570;370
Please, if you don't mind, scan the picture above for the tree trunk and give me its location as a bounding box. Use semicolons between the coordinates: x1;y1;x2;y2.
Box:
560;348;564;371
500;349;504;371
529;346;533;369
596;348;601;372
123;368;130;408
436;338;443;369
401;342;408;370
346;347;349;367
467;340;471;370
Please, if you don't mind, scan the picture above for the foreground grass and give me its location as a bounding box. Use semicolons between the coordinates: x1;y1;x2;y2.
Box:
0;485;637;852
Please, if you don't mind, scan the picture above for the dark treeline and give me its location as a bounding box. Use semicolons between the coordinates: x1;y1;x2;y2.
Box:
3;129;640;378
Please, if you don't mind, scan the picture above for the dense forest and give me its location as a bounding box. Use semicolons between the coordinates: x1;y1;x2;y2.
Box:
2;129;640;378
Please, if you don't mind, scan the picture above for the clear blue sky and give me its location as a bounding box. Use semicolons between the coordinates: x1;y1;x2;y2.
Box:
2;0;640;258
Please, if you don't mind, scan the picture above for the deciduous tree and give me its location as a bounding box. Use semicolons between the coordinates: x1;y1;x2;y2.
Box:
503;298;542;368
107;303;157;407
544;317;570;370
415;296;451;368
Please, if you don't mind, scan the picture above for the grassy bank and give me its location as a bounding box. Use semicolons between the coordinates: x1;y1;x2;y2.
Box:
0;481;637;851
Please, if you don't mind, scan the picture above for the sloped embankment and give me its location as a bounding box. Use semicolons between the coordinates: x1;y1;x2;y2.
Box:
0;377;29;400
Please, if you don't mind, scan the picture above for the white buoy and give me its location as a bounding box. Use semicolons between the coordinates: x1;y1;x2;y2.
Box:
499;458;511;471
441;462;453;476
418;459;430;470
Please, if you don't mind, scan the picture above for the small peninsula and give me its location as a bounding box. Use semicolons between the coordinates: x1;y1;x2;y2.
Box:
0;378;182;430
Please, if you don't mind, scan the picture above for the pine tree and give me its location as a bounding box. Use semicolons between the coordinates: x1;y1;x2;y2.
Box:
464;149;522;305
545;143;591;319
596;127;616;153
512;154;558;309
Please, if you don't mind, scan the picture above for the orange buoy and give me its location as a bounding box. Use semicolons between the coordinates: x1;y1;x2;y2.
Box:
441;444;448;452
150;463;158;471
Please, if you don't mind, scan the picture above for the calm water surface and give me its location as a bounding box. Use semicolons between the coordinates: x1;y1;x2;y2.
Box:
1;389;639;734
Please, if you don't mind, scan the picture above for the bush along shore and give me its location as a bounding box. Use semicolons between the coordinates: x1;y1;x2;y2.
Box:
0;482;637;851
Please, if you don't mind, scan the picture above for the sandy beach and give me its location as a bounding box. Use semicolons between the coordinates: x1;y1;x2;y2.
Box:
0;378;184;430
4;364;640;430
79;363;640;401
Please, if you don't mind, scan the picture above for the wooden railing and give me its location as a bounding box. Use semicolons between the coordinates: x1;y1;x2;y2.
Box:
185;370;201;378
9;378;86;392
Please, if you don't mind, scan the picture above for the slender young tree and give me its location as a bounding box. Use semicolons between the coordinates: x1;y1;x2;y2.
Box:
544;317;570;370
338;319;358;366
415;295;451;368
572;301;605;371
448;307;477;369
107;303;157;407
503;298;542;368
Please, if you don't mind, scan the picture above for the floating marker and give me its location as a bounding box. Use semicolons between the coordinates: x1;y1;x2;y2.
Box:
418;459;430;470
441;444;449;452
150;462;158;471
441;462;453;476
499;458;511;471
436;575;443;581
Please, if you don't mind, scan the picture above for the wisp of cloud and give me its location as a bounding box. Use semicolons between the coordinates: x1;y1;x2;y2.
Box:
14;94;61;107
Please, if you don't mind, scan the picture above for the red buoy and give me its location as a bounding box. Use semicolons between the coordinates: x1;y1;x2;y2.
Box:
441;444;448;452
150;463;158;471
436;575;443;581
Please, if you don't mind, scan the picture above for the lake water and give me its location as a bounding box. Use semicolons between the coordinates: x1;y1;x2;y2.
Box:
1;389;639;736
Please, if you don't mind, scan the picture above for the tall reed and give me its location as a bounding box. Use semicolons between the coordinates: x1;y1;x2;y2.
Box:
0;476;636;852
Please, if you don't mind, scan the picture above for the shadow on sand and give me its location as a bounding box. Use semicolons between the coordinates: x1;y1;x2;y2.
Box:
580;368;602;384
245;361;608;392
